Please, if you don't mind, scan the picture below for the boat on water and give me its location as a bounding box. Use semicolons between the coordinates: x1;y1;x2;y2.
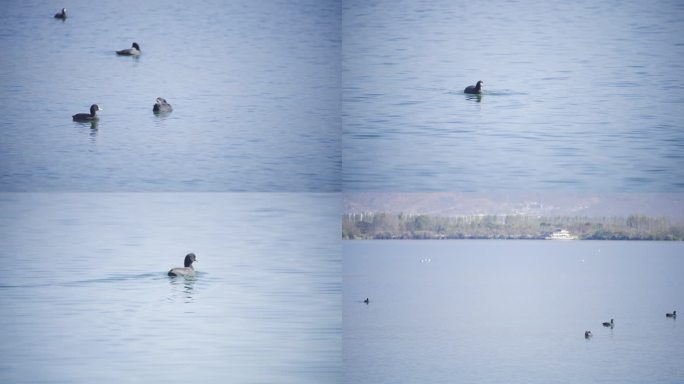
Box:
545;229;578;240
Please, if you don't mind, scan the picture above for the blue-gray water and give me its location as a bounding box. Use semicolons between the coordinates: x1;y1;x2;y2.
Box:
0;0;340;191
3;0;684;382
0;193;341;383
342;0;684;191
344;240;684;383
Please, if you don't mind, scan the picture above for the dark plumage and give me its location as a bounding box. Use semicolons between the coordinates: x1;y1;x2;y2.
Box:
584;331;592;339
54;8;67;19
153;97;173;113
363;298;369;304
602;319;614;327
168;253;197;277
666;310;677;318
72;104;101;122
464;80;484;94
116;42;141;56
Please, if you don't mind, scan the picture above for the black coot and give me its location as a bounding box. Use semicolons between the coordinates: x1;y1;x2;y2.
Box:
54;8;67;19
464;81;484;94
72;104;101;122
116;42;141;56
168;253;198;277
153;97;173;113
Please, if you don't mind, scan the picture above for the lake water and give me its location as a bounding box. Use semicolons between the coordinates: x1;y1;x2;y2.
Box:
3;1;684;382
344;240;684;383
0;0;340;191
342;0;684;191
0;193;341;383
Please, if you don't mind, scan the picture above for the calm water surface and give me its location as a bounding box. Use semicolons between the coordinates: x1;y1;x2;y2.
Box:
343;0;684;191
0;0;340;191
0;193;341;383
344;240;684;383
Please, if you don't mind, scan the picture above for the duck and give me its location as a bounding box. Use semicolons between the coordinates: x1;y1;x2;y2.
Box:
363;298;369;304
116;42;141;56
584;331;592;339
54;8;67;19
666;310;677;318
72;104;102;122
602;318;614;327
168;253;197;277
464;80;484;94
153;97;173;113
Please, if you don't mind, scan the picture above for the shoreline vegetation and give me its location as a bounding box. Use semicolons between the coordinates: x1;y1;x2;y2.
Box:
342;212;684;240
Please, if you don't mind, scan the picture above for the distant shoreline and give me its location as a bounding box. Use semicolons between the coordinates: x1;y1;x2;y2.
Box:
342;212;684;241
343;237;681;241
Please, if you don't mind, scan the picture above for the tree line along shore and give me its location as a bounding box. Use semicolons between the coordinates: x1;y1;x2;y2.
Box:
342;212;684;240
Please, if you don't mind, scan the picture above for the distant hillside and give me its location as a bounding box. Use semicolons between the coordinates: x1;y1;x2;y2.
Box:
344;192;684;222
343;212;684;240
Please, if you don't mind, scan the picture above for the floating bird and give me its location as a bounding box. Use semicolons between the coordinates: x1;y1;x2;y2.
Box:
72;104;101;122
153;97;173;113
666;310;677;318
584;331;592;339
54;8;67;19
363;298;369;304
602;319;614;327
464;80;484;94
116;42;141;56
168;253;197;277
